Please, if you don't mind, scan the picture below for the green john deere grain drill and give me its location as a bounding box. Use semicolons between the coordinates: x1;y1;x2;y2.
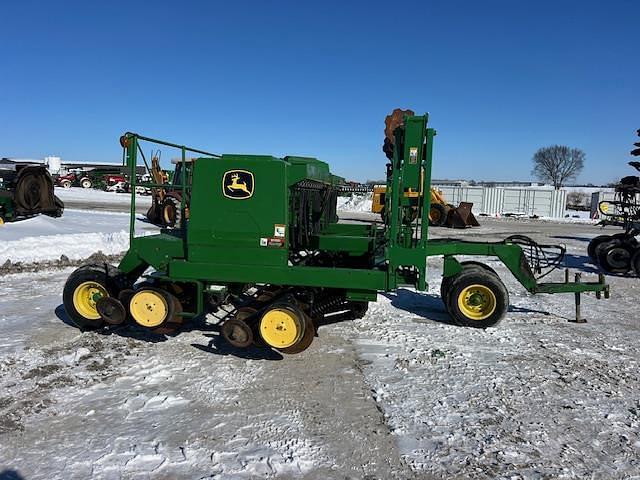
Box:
62;110;609;354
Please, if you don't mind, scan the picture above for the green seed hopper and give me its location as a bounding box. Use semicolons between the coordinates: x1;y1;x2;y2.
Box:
62;110;609;353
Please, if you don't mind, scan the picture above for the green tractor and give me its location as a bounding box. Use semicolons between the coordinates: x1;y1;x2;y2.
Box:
62;111;609;354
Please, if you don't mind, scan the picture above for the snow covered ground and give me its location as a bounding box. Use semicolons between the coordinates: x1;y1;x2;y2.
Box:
0;209;158;264
1;192;639;479
54;186;152;206
337;194;373;213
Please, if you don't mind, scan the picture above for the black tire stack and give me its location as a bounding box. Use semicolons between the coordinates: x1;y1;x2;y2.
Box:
588;233;640;276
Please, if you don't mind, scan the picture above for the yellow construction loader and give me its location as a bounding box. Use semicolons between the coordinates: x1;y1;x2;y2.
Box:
372;185;479;227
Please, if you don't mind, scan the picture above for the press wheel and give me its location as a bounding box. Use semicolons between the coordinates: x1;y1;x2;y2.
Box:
280;314;315;354
259;304;305;350
129;287;175;329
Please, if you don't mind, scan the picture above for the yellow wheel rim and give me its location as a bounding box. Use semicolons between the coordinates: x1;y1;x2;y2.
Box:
260;308;303;348
457;284;497;320
73;281;108;320
130;290;169;327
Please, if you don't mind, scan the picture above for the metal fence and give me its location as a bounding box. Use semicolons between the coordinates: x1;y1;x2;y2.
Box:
434;186;567;217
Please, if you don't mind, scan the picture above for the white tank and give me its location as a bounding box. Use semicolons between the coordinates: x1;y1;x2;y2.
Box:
44;156;61;174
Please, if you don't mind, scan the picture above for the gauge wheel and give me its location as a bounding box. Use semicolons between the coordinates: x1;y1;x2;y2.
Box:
446;269;509;328
63;264;121;329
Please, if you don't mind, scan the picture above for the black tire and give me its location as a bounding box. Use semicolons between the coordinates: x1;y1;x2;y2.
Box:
61;179;72;189
446;269;509;328
588;235;611;260
80;178;92;189
596;239;633;274
440;261;498;308
162;196;182;227
632;249;640;277
429;203;448;227
63;264;122;330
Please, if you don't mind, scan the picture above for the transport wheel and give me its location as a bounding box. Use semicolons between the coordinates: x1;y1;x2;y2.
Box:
597;240;633;274
81;178;92;188
129;287;175;329
162;196;181;227
259;304;305;350
429;203;447;226
587;235;611;261
222;318;254;348
446;269;509;328
96;297;126;325
280;314;315;354
440;261;497;308
63;264;121;329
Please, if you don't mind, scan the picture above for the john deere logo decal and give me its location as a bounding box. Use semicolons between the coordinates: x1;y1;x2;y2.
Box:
223;170;254;199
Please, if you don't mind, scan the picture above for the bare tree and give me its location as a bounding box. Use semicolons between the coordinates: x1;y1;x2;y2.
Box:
531;145;585;189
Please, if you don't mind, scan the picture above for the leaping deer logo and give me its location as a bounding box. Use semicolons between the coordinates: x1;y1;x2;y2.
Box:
227;173;250;194
223;170;254;199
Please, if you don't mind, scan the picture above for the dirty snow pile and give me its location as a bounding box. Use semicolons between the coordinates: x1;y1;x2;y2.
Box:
337;194;373;213
0;210;157;264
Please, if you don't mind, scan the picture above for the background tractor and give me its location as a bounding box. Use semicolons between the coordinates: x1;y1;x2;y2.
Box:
143;152;192;228
372;185;479;227
62;112;608;355
0;164;64;224
373;109;479;228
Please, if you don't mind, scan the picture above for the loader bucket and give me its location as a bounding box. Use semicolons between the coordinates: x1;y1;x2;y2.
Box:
447;202;480;228
13;166;64;218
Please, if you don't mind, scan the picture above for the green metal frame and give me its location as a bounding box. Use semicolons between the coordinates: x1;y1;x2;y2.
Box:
117;116;609;319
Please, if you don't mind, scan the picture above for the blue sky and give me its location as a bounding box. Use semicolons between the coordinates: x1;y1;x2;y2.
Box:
1;0;638;184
